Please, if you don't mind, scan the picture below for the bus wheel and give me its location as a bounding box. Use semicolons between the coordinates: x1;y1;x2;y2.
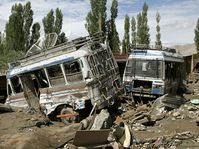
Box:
60;107;78;124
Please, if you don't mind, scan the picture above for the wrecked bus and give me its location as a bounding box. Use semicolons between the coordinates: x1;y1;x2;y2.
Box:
6;32;122;122
123;48;184;98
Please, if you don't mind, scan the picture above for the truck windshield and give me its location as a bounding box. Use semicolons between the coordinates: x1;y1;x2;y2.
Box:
125;59;162;78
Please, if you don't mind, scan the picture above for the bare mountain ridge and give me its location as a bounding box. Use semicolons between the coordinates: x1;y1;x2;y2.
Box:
171;43;197;56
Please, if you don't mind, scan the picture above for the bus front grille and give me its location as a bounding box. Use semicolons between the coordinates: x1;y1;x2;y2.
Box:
133;80;152;93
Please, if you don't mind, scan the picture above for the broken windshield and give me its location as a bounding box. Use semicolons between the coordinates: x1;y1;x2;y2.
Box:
125;59;162;78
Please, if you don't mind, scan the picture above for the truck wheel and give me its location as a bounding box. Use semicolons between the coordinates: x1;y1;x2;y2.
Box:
60;107;77;124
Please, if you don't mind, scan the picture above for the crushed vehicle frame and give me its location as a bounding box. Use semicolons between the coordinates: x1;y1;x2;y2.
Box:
123;48;184;98
6;32;123;121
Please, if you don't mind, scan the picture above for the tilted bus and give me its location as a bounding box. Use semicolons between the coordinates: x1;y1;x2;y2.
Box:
6;33;123;122
123;48;184;98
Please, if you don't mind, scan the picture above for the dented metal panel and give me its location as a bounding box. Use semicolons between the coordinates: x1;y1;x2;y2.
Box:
73;129;110;147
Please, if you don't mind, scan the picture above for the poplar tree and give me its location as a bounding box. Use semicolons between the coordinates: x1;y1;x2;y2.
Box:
54;8;63;35
155;11;162;49
136;2;150;47
30;22;40;46
99;0;107;34
42;8;67;45
23;1;33;49
131;16;136;48
194;18;199;52
85;0;107;37
107;0;120;52
136;13;142;45
0;32;4;52
6;3;25;51
42;9;55;34
122;15;130;53
141;2;150;47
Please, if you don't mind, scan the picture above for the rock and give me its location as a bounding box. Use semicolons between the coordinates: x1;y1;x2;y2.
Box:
169;145;177;149
132;123;147;131
172;117;176;121
180;115;185;119
187;106;197;111
172;111;181;117
30;118;37;121
142;142;150;148
196;137;199;142
91;109;111;130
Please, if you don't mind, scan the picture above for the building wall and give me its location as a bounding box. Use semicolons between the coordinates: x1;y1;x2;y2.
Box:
184;56;192;75
193;53;199;71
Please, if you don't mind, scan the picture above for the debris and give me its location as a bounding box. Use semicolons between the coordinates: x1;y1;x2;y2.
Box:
151;94;186;117
191;99;199;105
0;103;24;113
73;129;110;147
172;111;181;117
153;136;163;148
123;124;131;148
90;109;111;130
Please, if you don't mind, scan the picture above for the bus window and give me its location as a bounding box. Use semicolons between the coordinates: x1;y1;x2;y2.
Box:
33;69;49;88
7;84;12;95
10;76;23;93
165;62;176;81
131;60;162;78
125;60;133;76
64;61;83;83
47;65;65;86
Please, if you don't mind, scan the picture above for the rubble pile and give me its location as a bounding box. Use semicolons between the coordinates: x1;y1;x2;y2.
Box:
187;72;199;95
116;95;199;149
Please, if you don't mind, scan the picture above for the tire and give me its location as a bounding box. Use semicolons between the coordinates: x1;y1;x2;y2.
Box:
60;107;77;124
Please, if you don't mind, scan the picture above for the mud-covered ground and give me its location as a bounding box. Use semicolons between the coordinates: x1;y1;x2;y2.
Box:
1;84;199;149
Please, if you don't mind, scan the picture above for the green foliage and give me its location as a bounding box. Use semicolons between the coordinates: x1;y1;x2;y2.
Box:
131;16;136;48
0;32;4;54
23;1;33;49
54;8;63;35
136;2;150;47
6;3;25;51
155;11;162;49
30;22;40;45
5;2;35;52
107;0;120;53
122;15;130;53
42;9;55;34
42;8;67;45
0;49;24;70
85;0;107;37
136;13;142;45
2;2;37;70
195;18;199;53
111;0;118;19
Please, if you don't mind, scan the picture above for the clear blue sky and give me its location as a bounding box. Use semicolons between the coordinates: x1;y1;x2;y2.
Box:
0;0;198;46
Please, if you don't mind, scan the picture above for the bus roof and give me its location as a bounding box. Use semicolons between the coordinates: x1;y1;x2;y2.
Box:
128;49;184;62
7;32;104;79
